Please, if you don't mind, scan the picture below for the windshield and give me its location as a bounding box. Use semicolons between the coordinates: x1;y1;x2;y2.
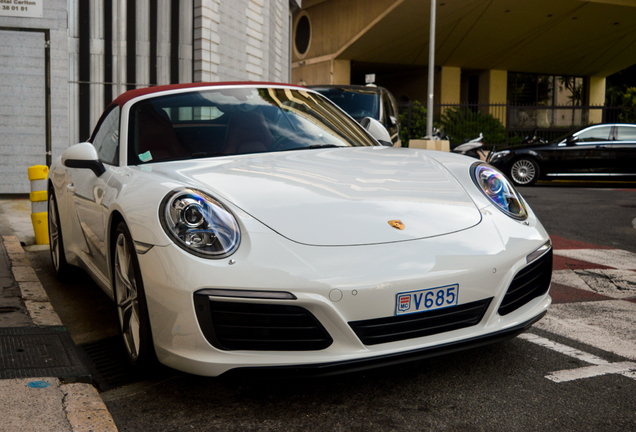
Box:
127;87;378;165
312;88;380;122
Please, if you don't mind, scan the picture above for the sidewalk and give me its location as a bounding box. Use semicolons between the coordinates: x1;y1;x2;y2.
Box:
0;196;117;431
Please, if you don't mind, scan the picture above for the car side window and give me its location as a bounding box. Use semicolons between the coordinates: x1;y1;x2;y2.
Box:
91;106;120;165
615;126;636;141
381;91;397;138
575;125;611;143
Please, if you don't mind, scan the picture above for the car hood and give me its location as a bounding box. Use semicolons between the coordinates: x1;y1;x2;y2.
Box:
147;147;482;246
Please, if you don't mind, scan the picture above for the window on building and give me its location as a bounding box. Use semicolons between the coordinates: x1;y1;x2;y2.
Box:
508;73;588;130
294;14;311;57
508;73;585;107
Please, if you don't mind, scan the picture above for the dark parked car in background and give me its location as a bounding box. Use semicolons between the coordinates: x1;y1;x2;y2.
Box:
487;123;636;186
309;84;400;145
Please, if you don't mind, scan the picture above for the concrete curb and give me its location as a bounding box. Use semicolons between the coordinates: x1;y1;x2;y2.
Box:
4;235;61;327
1;235;118;432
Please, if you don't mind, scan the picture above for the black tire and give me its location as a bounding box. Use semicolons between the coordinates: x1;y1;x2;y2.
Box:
48;191;71;278
112;221;157;369
509;157;539;186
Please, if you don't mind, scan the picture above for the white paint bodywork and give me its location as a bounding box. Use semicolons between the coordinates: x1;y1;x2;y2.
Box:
48;84;552;376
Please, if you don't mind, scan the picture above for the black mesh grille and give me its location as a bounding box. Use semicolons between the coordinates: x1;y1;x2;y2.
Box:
349;298;492;346
194;296;332;351
498;249;553;316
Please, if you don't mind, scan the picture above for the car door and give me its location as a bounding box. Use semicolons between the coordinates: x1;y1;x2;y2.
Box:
611;125;636;175
66;106;120;278
554;124;613;174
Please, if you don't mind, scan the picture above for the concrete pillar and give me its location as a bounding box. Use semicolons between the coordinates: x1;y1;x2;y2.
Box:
440;66;461;104
478;69;507;123
589;76;606;124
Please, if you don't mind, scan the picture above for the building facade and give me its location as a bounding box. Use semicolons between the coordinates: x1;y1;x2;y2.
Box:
0;0;298;193
291;0;636;141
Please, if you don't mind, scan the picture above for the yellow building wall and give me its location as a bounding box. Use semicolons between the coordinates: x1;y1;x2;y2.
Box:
333;60;351;85
292;61;332;85
291;59;351;85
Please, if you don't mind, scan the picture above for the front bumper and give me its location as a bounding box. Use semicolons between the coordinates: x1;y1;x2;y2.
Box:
224;311;547;378
136;204;551;377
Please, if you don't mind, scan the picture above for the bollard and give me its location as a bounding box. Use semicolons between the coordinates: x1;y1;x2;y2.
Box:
28;165;50;245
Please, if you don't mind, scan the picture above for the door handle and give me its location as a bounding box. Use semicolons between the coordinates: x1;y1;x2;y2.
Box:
67;184;76;195
596;144;607;148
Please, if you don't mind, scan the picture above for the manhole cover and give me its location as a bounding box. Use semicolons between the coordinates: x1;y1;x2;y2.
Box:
0;326;91;382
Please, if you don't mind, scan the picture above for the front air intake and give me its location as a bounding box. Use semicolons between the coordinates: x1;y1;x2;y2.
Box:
498;249;553;316
349;298;492;346
194;294;332;351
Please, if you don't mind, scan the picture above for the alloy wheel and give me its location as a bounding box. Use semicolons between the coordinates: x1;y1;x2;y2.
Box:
48;195;60;271
114;232;141;362
511;159;537;185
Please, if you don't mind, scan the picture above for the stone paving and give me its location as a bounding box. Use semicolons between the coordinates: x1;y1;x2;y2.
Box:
0;200;118;432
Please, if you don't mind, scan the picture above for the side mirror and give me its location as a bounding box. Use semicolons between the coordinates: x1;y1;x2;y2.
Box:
62;142;106;177
361;117;392;146
566;136;579;146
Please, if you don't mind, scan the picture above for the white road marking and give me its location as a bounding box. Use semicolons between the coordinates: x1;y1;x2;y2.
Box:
534;300;636;361
519;333;608;365
554;249;636;270
546;362;636;383
519;333;636;383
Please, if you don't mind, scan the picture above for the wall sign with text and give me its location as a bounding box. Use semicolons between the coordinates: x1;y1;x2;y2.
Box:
0;0;43;18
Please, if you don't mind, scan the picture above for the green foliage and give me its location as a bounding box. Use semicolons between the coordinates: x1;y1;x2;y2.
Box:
439;107;506;146
619;87;636;123
398;101;426;146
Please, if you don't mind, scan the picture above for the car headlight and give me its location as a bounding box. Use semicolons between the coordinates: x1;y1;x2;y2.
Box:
487;149;509;163
471;163;527;220
159;189;240;258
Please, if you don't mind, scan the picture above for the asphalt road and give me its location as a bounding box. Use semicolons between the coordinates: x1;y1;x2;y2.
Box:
24;180;636;432
520;180;636;253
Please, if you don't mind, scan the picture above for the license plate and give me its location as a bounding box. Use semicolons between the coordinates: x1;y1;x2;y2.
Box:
395;284;459;316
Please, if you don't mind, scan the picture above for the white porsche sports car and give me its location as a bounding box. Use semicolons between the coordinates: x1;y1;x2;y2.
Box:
48;82;552;377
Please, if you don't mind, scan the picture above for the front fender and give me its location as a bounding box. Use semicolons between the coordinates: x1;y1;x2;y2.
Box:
105;170;177;248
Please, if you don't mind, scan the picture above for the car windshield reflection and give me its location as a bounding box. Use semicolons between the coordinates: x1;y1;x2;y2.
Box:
127;87;378;165
310;87;380;122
